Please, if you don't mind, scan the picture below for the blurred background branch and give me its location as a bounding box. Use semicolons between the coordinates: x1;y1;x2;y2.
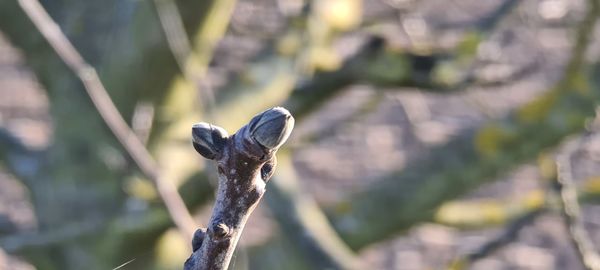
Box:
18;0;197;240
328;0;600;249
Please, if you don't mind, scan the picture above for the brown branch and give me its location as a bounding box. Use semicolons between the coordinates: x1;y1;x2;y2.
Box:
152;0;223;116
327;0;600;249
17;0;196;239
184;107;294;270
153;0;194;74
284;0;522;120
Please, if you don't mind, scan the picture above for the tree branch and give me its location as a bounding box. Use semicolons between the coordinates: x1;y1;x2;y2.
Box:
1;0;236;267
284;0;523;120
328;84;599;249
327;0;600;249
184;107;294;270
17;0;197;239
152;0;235;116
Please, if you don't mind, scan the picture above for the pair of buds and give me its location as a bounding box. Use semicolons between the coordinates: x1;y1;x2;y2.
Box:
191;107;295;160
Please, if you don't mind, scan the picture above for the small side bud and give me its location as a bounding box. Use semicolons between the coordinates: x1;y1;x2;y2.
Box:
248;107;295;150
260;157;276;182
192;123;229;160
192;228;206;252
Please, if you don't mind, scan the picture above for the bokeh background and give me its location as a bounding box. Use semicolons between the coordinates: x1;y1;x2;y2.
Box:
1;0;600;269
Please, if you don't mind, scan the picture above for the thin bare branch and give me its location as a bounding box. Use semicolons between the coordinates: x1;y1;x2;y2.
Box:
555;144;600;270
17;0;196;239
153;0;193;73
152;0;217;116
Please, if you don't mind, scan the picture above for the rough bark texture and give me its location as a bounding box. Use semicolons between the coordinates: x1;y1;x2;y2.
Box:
184;107;294;270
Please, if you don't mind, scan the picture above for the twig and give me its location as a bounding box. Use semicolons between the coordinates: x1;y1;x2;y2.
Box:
111;258;136;270
153;0;193;74
18;0;196;239
555;145;600;270
448;208;544;269
152;0;216;116
184;107;294;270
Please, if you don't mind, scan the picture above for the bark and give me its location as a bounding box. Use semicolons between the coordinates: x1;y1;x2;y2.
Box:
184;107;294;270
